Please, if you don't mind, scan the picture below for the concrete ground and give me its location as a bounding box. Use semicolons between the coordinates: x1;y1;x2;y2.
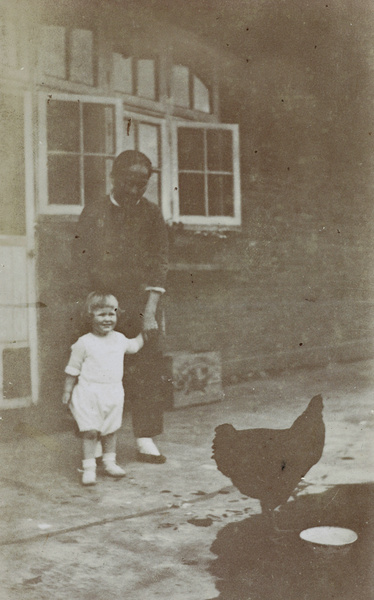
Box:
0;360;373;600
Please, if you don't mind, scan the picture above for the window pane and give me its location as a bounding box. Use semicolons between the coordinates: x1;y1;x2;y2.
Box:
138;123;159;168
208;174;234;216
171;65;190;108
207;129;233;172
145;171;160;206
178;128;204;170
178;172;205;216
105;159;114;195
47;100;80;152
48;155;81;205
41;25;66;78
193;76;210;113
137;59;156;100
112;53;133;94
0;93;25;235
0;18;18;69
70;29;94;85
83;104;115;154
0;18;10;67
84;156;111;206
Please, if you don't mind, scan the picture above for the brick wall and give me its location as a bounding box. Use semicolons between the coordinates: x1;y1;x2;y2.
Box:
36;175;374;404
165;188;374;384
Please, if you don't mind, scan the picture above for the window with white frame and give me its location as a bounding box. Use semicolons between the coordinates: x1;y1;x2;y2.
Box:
121;114;240;227
0;6;24;72
40;25;96;86
39;94;122;214
171;65;210;113
39;95;240;227
112;54;158;101
171;122;241;227
122;112;169;213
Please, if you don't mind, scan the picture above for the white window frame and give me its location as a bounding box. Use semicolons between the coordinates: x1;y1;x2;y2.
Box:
38;93;123;215
171;121;241;228
122;110;171;221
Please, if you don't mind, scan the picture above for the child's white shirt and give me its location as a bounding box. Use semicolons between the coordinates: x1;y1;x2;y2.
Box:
65;331;143;384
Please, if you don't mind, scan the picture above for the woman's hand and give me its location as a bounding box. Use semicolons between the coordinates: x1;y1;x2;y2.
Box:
142;310;158;341
142;290;161;341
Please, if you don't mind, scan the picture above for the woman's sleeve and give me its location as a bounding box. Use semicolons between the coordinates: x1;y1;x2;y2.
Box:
65;338;86;376
145;205;169;290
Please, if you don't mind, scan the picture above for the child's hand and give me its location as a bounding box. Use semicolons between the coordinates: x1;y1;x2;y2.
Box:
62;391;71;405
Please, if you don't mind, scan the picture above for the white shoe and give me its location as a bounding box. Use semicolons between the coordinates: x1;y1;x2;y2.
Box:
103;462;126;477
82;469;96;486
136;437;161;456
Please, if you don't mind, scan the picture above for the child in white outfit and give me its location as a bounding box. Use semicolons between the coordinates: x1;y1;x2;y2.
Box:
62;292;143;485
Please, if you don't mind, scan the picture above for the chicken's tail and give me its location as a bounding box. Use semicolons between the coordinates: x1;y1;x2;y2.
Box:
212;423;238;478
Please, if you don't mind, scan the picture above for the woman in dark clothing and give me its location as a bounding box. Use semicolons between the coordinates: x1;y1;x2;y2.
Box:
74;150;169;462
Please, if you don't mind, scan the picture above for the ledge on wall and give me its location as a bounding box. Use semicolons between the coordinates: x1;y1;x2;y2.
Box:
169;262;240;272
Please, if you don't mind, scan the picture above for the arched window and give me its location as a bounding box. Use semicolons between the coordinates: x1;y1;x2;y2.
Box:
112;54;158;101
171;65;210;113
0;6;24;73
40;25;96;86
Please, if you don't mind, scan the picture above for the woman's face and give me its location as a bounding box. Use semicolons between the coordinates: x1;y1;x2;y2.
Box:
91;306;118;336
112;163;150;203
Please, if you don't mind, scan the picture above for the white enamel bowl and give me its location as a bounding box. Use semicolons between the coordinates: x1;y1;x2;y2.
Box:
299;526;358;557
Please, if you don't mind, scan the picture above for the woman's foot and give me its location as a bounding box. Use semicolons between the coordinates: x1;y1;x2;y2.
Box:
136;438;166;463
136;452;166;464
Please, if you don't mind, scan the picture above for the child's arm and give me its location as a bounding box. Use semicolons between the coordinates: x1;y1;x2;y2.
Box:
125;333;144;354
62;374;77;404
63;337;86;403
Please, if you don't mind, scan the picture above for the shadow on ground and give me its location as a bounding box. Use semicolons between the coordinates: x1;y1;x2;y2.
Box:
208;484;373;600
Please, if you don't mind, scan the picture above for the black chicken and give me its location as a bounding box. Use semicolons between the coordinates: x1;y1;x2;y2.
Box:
212;394;325;523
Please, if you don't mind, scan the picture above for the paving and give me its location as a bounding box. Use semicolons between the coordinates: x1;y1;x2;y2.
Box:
0;360;373;600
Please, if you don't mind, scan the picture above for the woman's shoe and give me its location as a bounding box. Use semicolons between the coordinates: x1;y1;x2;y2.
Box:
136;452;166;464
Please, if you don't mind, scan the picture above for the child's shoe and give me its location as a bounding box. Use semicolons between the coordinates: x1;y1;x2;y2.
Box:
102;453;126;478
82;458;97;486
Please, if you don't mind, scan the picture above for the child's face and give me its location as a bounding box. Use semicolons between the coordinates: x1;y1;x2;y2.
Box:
91;305;117;336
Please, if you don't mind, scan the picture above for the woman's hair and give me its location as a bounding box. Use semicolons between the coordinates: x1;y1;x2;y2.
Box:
111;150;153;179
82;292;119;322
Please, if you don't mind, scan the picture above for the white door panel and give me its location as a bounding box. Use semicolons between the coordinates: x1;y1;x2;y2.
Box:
0;91;37;408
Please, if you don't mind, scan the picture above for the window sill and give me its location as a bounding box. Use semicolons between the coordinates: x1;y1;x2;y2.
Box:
169;262;239;272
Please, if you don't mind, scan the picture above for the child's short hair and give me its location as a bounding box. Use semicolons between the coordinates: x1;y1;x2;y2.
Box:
83;292;118;321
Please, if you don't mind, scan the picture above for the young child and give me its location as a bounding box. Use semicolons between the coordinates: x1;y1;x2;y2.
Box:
62;292;144;485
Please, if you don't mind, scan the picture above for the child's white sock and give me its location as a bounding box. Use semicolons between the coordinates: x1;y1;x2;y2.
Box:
82;458;96;469
136;437;161;456
102;452;116;464
82;458;96;486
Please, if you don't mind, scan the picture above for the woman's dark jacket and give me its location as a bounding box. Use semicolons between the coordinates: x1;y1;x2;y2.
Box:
73;195;169;307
